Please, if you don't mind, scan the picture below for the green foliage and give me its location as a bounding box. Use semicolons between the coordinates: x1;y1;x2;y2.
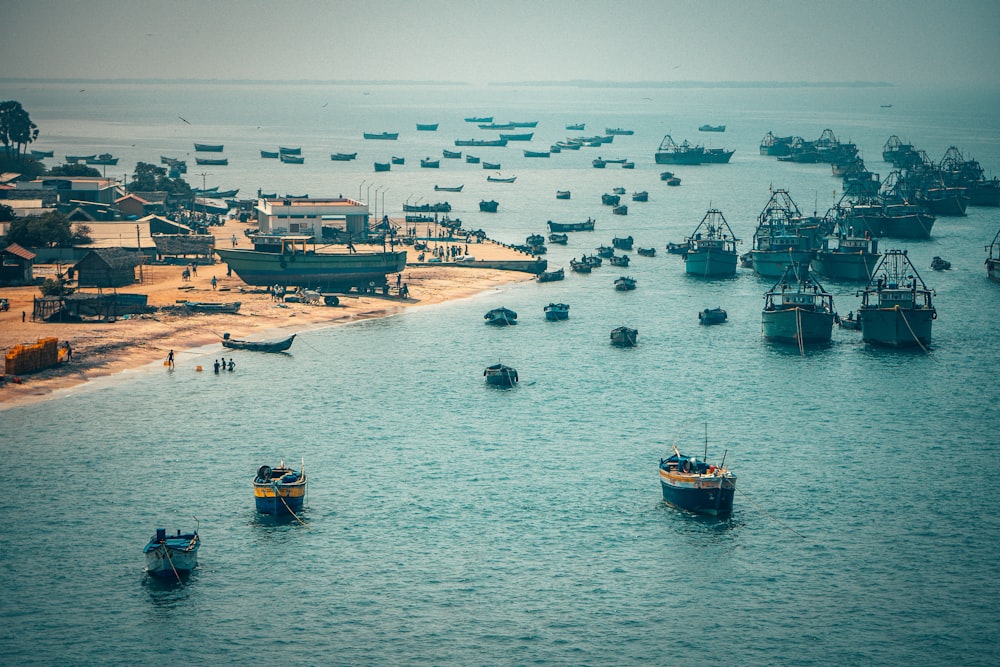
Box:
0;100;39;162
5;210;77;247
0;154;46;179
47;163;102;177
0;203;14;223
40;276;72;297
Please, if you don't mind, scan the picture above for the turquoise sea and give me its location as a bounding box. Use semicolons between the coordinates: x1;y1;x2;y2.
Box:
1;81;999;666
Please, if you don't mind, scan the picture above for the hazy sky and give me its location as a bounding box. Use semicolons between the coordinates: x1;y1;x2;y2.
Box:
2;0;998;86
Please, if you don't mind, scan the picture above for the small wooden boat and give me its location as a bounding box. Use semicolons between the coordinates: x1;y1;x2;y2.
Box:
555;190;571;200
482;161;501;170
195;157;228;165
536;267;565;282
524;150;550;158
613;236;634;250
144;527;200;578
593;158;607;168
930;256;951;271
666;241;690;255
838;312;862;330
602;193;621;206
374;162;391;172
466;154;480;164
87;153;118;165
420;157;440;168
194;143;224;152
614;276;637;291
65;154;96;163
183;301;241;314
280;154;304;164
660;171;675;180
456;138;507;147
666;177;682;186
698;124;727;132
391;156;405;165
479;200;499;213
484;307;517;325
261;150;279;158
637;247;656;257
364;132;399;140
570;259;592;273
548;233;569;245
30;149;54;158
606;127;634;135
499;132;533;141
544;303;570;321
253;462;307;516
659;440;736;516
278;146;301;155
548;218;595;232
597;245;615;259
612;205;628;215
610;326;638;347
416;123;439;131
330;152;358;161
487;175;516;183
484;363;518;387
442;149;462;159
698;307;728;325
609;255;630;267
612;186;626;195
222;332;295;352
566;123;585;131
632;191;649;202
464;116;493;123
434;185;464;192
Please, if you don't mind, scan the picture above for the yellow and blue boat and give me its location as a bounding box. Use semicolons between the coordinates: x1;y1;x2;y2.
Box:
659;441;736;517
253;462;307;516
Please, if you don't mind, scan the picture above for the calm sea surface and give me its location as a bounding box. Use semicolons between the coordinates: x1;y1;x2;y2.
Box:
1;81;999;666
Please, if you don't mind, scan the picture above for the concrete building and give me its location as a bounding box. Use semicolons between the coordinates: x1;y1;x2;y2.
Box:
255;196;370;239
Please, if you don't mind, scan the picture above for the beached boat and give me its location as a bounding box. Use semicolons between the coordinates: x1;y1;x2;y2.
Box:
364;132;398;140
536;267;564;282
655;134;734;165
420;158;440;168
330;152;357;161
684;208;740;277
215;235;406;291
479;200;499;213
658;438;736;517
555;190;571;200
183;301;241;314
484;363;518;387
416;123;439;131
222;332;295;353
261;150;279;158
761;265;836;345
614;276;637;291
857;249;936;348
434;184;464;192
610;326;638;347
455;138;508;147
487;175;516;183
374;162;391;172
194;143;223;152
544;303;570;321
253;462;307;516
548;233;568;245
698;124;726;132
548;219;595;232
987;228;1000;282
195;157;228;166
484;307;517;325
699;307;728;325
144;528;200;578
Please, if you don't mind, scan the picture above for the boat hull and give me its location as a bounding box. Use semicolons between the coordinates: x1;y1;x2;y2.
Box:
812;251;880;282
659;473;735;517
215;248;406;290
685;249;737;277
751;250;814;278
254;482;306;515
859;307;934;347
762;308;834;343
882;212;935;239
144;531;199;577
988;258;1000;282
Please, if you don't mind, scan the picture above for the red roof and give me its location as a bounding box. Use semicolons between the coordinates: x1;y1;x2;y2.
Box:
2;243;36;261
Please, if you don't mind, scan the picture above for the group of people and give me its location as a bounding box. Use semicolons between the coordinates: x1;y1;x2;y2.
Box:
214;357;235;373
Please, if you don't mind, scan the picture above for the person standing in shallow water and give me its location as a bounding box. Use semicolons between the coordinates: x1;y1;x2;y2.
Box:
167;349;174;367
214;359;220;373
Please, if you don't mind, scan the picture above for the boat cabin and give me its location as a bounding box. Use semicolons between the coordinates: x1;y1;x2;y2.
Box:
251;234;317;255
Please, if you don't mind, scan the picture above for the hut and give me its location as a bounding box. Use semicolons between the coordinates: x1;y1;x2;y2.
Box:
152;233;216;264
1;243;37;286
73;248;140;288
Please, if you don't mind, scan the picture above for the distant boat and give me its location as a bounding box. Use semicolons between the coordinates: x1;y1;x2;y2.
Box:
548;232;569;245
86;153;118;165
487;174;516;183
195;157;228;165
30;149;54;158
184;301;241;314
65;154;96;163
632;191;649;202
684;208;740;277
698;307;728;325
666;241;690;255
261;150;279;158
253;462;307;516
222;332;295;353
330;152;358;161
482;161;501;170
144;528;200;578
524;150;550;158
593;158;607;168
484;363;518;387
194;143;224;152
484;307;517;325
698;124;727;132
536;267;565;282
857;249;936;347
510;121;538;128
416;123;439;131
547;218;595;232
610;326;638;347
434;184;464;192
480;122;517;130
278;146;301;155
569;259;592;273
659;437;736;517
622;162;635;169
566;123;585;131
499;132;533;141
391;156;405;165
280;154;304;164
880;104;893;108
374;162;390;172
364;132;398;140
479;200;499;213
655;134;734;165
606;128;634;135
464;116;493;123
614;276;637;291
761;265;836;345
613;235;634;250
637;247;656;257
455;138;508;147
465;154;480;164
612;205;628;215
544;302;570;321
403;202;451;213
442;149;462;159
609;254;630;267
420;158;440;168
555;190;571;199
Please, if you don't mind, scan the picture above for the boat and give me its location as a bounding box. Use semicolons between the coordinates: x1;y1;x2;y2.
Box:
612;205;628;216
195;157;228;165
569;259;592;273
612;186;627;194
699;307;728;325
278;147;301;155
548;233;568;245
374;162;391;172
194;143;224;152
547;218;595;232
613;236;634;250
484;307;517;325
761;264;836;345
183;301;241;314
592;158;607;168
86;153;118;165
698;124;726;132
544;303;570;321
221;332;295;352
637;247;656;257
442;149;461;159
655;134;734;165
280;154;304;164
253;462;307;516
812;224;881;282
614;276;637;291
597;245;615;259
484;363;518;387
566;123;585;131
510;121;538;128
632;191;649;202
499;132;533;141
464;116;493;123
65;154;96;163
684;208;741;277
838;312;862;330
749;189;823;278
434;185;464;192
482;161;501;170
364;132;398;140
261;150;279;158
487;175;516;183
857;249;936;348
416;123;439;131
536;267;564;282
404;202;451;213
215;235;406;291
658;438;736;517
609;255;630;267
420;158;440;168
524;150;550;158
606;128;634;135
479;200;499;213
601;193;620;206
330;152;358;161
144;528;200;578
666;241;690;255
622;162;635;169
555;190;571;200
465;154;480;164
479;122;516;130
30;149;54;158
610;326;638;347
987;228;1000;282
455;138;508;147
391;156;405;165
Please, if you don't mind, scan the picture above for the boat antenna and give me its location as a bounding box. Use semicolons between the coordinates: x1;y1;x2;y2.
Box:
193;515;200;533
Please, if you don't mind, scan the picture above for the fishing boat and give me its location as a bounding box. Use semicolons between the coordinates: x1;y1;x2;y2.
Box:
253;462;307;516
987;228;1000;282
374;162;391;172
144;528;200;578
761;264;836;345
65;154;96;163
749;189;823;278
480;122;516;130
556;190;571;200
442;149;462;159
221;332;295;352
30;149;54;158
183;301;241;314
194;143;224;152
524;150;550;158
592;158;607;168
606;128;634;135
658;438;736;517
330;152;357;161
613;236;634;250
416;123;439;131
465;154;480;164
278;147;301;155
838;312;861;330
484;363;518;387
86;153;118;165
487;175;516;183
499;132;533;141
655;134;734;165
602;193;620;206
699;307;728;325
391;156;405;165
637;247;656;257
195;157;228;166
215;235;406;292
684;208;740;277
544;303;570;321
455;138;508;147
698;124;726;132
479;200;499;213
610;326;638;347
548;233;568;245
420;158;440;168
570;259;592;273
666;176;682;186
612;205;628;216
484;307;517;326
597;245;615;259
434;184;464;192
566;123;585;131
609;255;629;267
548;218;595;232
614;276;637;291
632;191;649;202
404;202;451;213
481;161;501;170
812;227;881;282
280;154;304;164
464;116;493;123
261;150;279;158
536;267;564;282
857;249;936;348
666;241;690;255
363;132;398;140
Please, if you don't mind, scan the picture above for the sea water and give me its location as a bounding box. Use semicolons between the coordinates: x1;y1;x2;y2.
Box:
1;81;999;666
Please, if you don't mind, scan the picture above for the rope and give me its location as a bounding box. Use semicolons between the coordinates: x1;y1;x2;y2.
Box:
795;307;805;357
896;305;933;356
273;483;309;527
161;541;183;584
735;487;808;540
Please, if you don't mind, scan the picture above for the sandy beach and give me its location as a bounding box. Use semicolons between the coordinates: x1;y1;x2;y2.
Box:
0;220;535;409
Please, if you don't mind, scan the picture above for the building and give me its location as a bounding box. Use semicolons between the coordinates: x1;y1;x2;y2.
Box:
73;248;140;288
255;196;370;239
15;176;121;205
1;242;36;286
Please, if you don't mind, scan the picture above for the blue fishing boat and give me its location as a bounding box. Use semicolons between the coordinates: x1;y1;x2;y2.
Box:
484;307;517;325
253;462;307;516
684;208;740;277
144;527;200;578
659;435;736;517
749;189;823;278
484;363;518;387
761;264;836;345
610;326;638;347
857;249;936;348
544;303;569;321
698;307;728;325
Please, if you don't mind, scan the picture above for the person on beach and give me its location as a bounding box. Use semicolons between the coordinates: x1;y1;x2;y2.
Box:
211;276;217;290
22;311;26;322
231;234;238;247
214;359;220;373
227;359;235;371
167;349;174;367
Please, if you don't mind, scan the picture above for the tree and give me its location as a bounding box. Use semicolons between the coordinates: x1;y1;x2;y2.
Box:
5;210;77;247
131;161;192;197
48;163;101;178
0;101;39;162
0;203;14;223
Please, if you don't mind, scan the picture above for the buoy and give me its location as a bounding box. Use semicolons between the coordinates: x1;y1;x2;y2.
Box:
195;365;203;372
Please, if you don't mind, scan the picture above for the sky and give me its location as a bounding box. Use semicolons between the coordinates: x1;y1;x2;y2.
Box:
1;0;998;87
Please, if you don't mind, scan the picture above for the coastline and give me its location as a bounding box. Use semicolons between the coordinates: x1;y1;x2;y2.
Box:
0;222;535;410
